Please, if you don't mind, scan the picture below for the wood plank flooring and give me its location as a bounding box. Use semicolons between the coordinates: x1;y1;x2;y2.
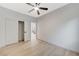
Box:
0;39;79;56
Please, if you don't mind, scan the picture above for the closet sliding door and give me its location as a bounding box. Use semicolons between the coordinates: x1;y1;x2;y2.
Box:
5;19;18;45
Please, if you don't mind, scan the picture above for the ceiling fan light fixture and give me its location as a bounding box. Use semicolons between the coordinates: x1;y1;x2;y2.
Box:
26;3;48;15
34;7;39;10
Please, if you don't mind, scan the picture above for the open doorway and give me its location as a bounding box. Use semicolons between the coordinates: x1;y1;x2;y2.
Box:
31;22;38;46
31;22;36;40
18;21;24;42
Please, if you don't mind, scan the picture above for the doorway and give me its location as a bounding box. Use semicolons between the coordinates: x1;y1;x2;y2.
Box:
31;22;38;46
31;22;36;40
18;21;24;42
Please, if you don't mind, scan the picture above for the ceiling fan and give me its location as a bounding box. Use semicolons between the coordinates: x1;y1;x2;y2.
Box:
26;3;48;15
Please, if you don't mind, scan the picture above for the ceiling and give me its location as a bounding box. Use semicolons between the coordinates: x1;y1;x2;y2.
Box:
0;3;68;18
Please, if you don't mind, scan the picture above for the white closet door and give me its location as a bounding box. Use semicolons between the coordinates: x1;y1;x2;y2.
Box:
6;19;18;45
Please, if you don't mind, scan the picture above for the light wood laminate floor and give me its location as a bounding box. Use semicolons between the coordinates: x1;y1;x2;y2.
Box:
0;39;79;56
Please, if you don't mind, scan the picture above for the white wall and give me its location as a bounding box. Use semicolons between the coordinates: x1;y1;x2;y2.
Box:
0;17;6;47
37;4;79;52
0;6;35;47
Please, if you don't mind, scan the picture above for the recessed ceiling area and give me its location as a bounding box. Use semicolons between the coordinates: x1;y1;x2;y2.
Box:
0;3;68;18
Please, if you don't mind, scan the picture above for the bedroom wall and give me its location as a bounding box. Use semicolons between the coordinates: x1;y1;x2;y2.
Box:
0;6;35;47
37;4;79;52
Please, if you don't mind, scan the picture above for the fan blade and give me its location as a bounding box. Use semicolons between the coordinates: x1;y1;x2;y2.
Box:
39;7;48;10
26;3;34;7
28;9;34;13
37;10;40;15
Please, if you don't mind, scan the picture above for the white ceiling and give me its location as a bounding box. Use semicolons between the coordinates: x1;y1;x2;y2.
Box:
0;3;68;18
